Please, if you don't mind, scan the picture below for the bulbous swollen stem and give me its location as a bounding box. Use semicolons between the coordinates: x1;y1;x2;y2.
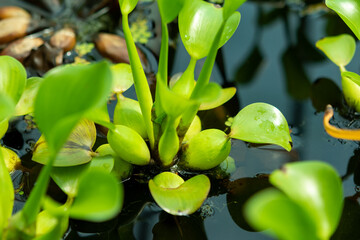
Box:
323;104;360;140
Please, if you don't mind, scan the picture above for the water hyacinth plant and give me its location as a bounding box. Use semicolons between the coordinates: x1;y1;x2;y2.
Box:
0;0;294;238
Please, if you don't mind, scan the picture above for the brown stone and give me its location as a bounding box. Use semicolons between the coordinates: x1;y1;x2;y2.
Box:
0;17;30;44
50;28;76;52
94;33;148;66
1;37;44;62
0;6;31;20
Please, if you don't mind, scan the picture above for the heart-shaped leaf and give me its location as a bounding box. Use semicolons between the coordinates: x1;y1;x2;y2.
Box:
119;0;138;15
149;172;210;215
341;71;360;112
316;34;356;67
326;0;360;39
34;60;112;153
15;77;43;116
111;63;133;94
157;0;184;24
245;188;318;240
0;148;14;236
32;119;97;167
270;161;343;240
229;103;292;151
199;87;236;110
0;55;26;104
69;168;124;222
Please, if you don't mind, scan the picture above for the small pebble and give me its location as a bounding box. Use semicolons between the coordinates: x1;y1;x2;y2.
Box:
0;6;31;19
0;17;30;44
1;37;44;62
50;28;76;52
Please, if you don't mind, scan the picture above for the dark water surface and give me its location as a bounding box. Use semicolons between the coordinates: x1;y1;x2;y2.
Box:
1;0;360;239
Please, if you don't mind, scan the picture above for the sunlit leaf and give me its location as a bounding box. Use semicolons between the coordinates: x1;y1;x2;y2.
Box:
34;60;112;153
229;103;292;151
69;168;124;222
326;0;360;39
270;161;343;240
199;87;236;110
193;82;222;104
0;92;15;123
157;0;184;24
51;155;114;196
183;115;201;143
111;63;133;94
0;148;14;236
114;95;147;138
149;172;210;215
35;210;68;240
0;55;26;104
316;34;356;67
341;71;360;112
1;146;21;173
15;77;43;116
244;188;318;240
223;0;246;20
180;129;231;170
0;120;8;139
32;119;96;167
119;0;138;15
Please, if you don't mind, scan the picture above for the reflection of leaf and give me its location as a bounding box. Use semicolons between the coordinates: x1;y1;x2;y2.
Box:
282;47;311;100
234;45;264;85
296;26;325;62
226;177;271;232
310;78;342;112
153;212;207;240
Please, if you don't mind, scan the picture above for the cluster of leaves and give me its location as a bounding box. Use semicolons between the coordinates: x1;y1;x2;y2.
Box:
0;0;295;239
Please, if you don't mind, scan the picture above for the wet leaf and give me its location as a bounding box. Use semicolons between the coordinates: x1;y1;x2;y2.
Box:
149;172;210;215
32;119;96;167
111;63;133;94
199;87;236;110
245;188;318;240
15;77;43;116
69;168;124;222
270;161;344;240
326;0;360;39
34;60;112;153
0;55;26;104
119;0;138;15
157;0;184;24
341;71;360;112
229;103;292;151
316;34;356;67
180;129;231;170
0;148;14;236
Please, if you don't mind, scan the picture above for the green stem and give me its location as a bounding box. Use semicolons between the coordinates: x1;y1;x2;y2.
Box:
171;57;197;98
122;13;155;150
158;116;180;167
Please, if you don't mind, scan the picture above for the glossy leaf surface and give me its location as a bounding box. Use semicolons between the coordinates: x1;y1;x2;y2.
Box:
119;0;138;14
0;55;26;104
157;0;184;23
326;0;360;39
270;161;343;240
15;77;42;116
245;188;318;240
199;87;236;110
34;61;112;153
69;168;124;222
0;149;14;236
229;103;292;151
341;71;360;112
32;119;96;167
316;34;356;67
149;172;210;215
183;115;201;143
111;63;133;94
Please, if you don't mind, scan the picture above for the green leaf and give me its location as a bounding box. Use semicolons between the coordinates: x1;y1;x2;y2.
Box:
341;71;360;112
0;92;15;123
229;103;292;151
34;60;112;153
32;119;97;167
219;11;241;47
0;120;8;139
111;63;134;94
199;87;236;110
270;161;344;240
193;82;222;104
157;0;184;24
69;168;124;222
85;102;113;130
51;155;114;196
15;77;43;116
0;148;14;236
149;172;210;215
119;0;138;15
326;0;360;40
244;188;318;240
223;0;246;20
316;34;356;67
35;210;68;240
0;55;26;104
1;146;21;173
183;114;201;143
